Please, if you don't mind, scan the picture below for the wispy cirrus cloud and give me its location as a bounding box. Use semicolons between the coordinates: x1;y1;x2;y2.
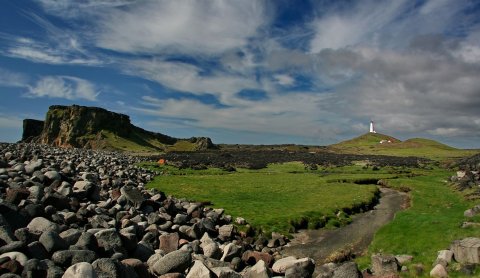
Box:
0;67;30;88
0;12;102;65
26;76;99;101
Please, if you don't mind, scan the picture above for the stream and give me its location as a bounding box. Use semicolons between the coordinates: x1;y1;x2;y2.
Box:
281;187;408;272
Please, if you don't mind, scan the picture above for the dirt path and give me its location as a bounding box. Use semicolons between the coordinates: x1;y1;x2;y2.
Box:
282;187;408;270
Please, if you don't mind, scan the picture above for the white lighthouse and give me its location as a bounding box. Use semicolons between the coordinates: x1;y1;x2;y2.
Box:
369;121;376;133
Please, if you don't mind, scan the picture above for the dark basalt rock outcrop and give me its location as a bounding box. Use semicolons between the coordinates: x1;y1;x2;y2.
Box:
22;119;44;142
21;105;215;151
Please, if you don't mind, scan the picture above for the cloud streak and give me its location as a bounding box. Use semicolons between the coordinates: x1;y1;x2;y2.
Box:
26;76;99;101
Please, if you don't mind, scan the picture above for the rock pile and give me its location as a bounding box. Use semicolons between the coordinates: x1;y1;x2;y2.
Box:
0;143;315;277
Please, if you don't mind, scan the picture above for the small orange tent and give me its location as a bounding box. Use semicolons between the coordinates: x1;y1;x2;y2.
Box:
158;159;165;165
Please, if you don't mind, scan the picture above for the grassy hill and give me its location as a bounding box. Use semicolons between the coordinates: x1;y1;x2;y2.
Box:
329;133;478;160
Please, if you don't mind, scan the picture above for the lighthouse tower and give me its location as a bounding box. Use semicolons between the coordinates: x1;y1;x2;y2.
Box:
369;121;376;133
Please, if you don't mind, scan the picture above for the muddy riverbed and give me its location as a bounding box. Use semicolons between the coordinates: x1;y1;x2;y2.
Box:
282;187;408;272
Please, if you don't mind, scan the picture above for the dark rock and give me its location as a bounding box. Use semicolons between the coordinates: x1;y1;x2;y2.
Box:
92;258;123;278
52;250;97;266
0;259;23;275
121;258;149;278
74;232;98;251
22;204;44;219
26;241;49;260
0;226;15;244
132;241;154;262
39;231;68;253
0;241;25;254
94;229;125;256
42;193;70;210
5;188;30;205
20;259;47;278
13;228;34;244
21;119;44;142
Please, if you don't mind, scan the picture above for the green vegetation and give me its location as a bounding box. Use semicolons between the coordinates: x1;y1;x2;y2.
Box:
355;167;480;277
145;162;406;235
329;133;477;160
96;130;200;153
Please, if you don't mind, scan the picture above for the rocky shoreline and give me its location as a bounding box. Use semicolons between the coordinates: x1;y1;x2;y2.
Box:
0;143;322;277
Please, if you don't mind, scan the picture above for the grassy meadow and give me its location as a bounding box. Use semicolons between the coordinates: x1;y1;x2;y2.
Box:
142;133;480;277
146;162;405;234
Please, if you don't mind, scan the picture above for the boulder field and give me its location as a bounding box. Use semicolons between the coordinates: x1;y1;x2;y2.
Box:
0;143;318;277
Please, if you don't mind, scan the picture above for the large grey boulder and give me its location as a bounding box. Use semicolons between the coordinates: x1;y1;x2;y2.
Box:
27;217;59;234
451;237;480;263
151;250;192;276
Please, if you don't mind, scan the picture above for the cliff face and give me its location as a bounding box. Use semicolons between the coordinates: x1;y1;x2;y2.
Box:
22;119;44;142
40;105;133;148
22;105;215;152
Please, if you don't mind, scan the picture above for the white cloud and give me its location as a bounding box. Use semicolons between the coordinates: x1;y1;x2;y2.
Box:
0;68;29;88
309;0;408;52
136;91;340;141
128;59;259;106
26;76;99;101
273;74;295;86
0;13;102;66
95;1;268;54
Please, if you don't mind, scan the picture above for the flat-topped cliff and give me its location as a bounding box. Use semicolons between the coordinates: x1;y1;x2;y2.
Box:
22;105;215;152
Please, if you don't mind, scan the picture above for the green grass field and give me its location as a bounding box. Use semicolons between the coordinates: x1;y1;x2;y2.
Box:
146;162;404;234
355;167;480;277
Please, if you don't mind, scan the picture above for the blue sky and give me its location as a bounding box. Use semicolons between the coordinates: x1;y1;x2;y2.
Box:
1;0;480;148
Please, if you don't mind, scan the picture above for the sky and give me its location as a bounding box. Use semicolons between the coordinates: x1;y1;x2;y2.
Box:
1;0;480;148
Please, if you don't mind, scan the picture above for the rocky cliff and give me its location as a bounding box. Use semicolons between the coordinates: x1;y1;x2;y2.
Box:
22;119;44;142
22;105;215;152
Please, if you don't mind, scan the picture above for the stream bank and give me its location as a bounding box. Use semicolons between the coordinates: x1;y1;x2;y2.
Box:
281;187;408;273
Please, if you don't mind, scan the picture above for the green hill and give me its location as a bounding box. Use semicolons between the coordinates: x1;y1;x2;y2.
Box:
329;133;477;160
